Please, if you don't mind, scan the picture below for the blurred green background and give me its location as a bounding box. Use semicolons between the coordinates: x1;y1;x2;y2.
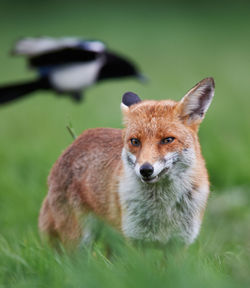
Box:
0;0;249;287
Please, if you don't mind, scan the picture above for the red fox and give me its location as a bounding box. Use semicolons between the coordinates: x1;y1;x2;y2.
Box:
39;77;215;247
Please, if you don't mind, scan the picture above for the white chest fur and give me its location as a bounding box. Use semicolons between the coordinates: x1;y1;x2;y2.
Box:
118;166;208;244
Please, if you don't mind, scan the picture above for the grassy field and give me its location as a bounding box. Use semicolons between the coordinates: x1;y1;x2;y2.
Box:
0;1;250;287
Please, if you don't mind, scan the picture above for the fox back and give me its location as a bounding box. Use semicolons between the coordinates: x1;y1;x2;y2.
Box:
39;77;215;247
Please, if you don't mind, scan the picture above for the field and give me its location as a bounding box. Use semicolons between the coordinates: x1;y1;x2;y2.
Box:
0;1;250;287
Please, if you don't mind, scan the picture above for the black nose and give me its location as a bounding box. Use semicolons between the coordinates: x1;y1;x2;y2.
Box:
140;162;154;178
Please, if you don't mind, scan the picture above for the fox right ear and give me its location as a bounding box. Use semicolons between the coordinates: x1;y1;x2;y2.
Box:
179;77;215;125
121;92;141;112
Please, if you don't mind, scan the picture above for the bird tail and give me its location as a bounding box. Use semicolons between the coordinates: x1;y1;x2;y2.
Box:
0;77;50;105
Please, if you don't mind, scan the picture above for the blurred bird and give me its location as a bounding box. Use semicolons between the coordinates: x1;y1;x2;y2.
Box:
0;37;145;104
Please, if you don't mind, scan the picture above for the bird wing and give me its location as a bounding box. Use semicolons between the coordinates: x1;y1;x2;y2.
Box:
13;37;106;56
12;37;106;68
28;47;102;69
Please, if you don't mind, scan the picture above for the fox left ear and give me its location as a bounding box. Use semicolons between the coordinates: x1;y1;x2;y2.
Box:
179;77;215;124
121;92;141;113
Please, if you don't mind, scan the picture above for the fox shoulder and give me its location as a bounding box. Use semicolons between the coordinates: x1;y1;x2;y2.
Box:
48;128;123;190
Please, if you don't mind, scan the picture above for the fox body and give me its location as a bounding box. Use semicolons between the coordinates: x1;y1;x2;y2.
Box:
39;77;215;247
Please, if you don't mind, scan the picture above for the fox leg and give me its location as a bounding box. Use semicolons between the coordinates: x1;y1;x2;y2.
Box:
39;196;60;247
80;214;103;249
39;195;82;248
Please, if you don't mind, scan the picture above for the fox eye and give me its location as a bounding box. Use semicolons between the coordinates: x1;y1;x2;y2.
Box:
130;138;141;147
161;137;175;144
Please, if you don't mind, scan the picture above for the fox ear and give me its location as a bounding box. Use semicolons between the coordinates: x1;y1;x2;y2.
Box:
179;77;215;124
121;92;141;113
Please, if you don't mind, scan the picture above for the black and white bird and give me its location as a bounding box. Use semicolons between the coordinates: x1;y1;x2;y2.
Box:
0;37;145;104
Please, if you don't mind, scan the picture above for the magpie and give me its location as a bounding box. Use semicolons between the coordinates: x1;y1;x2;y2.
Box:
0;37;145;105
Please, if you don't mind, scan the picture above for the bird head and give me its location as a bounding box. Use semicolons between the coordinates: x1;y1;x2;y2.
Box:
97;51;145;82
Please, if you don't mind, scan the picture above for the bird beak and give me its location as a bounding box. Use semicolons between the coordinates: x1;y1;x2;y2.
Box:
137;74;149;83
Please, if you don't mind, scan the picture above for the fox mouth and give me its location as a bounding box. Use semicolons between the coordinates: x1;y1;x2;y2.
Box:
141;167;169;184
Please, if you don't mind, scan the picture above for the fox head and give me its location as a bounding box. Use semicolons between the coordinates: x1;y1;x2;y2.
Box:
121;77;215;184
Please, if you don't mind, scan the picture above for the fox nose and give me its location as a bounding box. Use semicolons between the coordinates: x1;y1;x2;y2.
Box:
140;162;154;178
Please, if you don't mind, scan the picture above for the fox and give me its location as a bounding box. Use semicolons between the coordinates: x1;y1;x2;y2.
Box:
39;77;215;248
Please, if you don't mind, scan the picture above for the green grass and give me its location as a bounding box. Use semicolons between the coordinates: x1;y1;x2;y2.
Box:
0;1;250;287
